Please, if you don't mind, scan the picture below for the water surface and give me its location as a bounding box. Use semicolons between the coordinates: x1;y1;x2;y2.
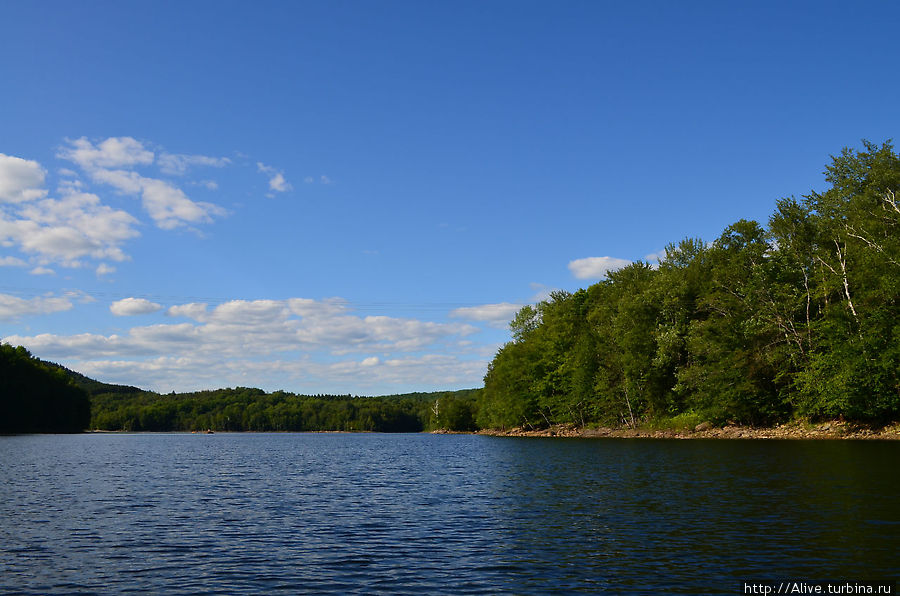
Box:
1;433;897;593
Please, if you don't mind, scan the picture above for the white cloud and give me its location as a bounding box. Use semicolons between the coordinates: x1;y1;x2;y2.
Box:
287;297;348;318
449;302;522;327
0;153;48;203
257;162;292;194
138;178;227;230
64;290;97;305
96;263;116;276
29;266;55;275
568;256;633;280
13;297;477;360
158;153;231;176
167;302;208;321
1;191;139;265
5;297;487;392
58;136;154;170
57;177;85;195
110;297;164;316
0;293;72;320
269;173;291;192
60;137;227;230
86;167;226;230
0;256;26;267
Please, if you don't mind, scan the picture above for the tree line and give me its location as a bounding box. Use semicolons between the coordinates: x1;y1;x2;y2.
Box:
88;387;474;433
478;141;900;429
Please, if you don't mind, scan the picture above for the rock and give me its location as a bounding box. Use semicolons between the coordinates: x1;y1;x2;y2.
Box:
694;422;713;432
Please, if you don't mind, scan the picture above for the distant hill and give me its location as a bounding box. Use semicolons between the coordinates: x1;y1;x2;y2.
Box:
38;360;145;397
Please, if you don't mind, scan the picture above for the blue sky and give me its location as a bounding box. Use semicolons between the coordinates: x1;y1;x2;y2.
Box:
2;1;898;394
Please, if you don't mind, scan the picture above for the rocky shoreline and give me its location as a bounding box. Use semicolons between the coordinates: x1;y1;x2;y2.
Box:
473;420;900;440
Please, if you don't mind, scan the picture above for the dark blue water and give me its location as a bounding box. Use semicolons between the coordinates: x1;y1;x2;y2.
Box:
1;433;897;594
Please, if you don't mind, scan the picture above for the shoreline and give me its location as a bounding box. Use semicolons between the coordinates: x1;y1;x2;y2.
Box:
472;420;900;440
72;421;900;439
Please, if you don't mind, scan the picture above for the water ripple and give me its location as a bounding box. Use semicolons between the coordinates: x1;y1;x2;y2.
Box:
1;434;898;594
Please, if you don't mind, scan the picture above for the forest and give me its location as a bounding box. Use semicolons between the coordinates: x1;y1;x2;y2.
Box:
478;141;900;429
0;344;91;433
86;386;480;433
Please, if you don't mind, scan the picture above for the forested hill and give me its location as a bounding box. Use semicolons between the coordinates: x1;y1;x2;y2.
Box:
0;345;91;433
39;360;144;397
478;141;900;430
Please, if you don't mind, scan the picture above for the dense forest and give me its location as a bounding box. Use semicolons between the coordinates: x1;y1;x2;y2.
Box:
0;345;91;433
86;386;480;433
478;141;900;429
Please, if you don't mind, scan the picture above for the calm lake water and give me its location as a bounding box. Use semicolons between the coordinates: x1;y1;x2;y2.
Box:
1;433;897;594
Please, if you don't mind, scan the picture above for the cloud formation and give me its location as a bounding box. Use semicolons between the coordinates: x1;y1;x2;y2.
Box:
0;256;26;267
0;173;139;267
568;256;633;280
110;297;164;316
257;162;292;194
0;154;48;203
2;139;294;270
3;296;487;393
157;153;231;176
6;298;478;360
449;302;522;327
0;293;72;321
58;137;154;170
59;137;228;230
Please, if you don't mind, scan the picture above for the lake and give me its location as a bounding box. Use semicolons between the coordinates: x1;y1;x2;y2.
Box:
1;433;897;594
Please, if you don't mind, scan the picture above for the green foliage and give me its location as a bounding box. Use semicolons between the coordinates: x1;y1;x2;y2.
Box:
87;383;480;433
430;392;480;431
0;344;91;433
481;141;900;428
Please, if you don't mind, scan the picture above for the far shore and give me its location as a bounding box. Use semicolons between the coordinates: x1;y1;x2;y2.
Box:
469;420;900;440
77;420;900;439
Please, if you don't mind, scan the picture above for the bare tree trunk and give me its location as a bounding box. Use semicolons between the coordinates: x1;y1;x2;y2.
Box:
834;240;859;321
803;268;811;333
623;386;636;429
539;408;552;428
